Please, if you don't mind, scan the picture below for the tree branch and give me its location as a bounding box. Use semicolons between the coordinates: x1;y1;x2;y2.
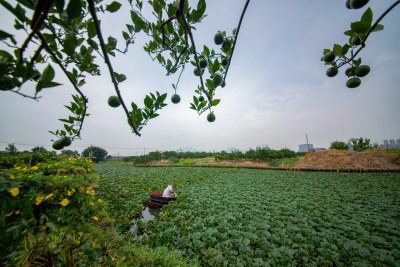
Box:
223;0;251;84
87;0;141;136
36;32;88;139
339;0;400;67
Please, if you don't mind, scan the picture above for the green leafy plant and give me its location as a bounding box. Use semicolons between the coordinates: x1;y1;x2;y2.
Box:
322;2;400;88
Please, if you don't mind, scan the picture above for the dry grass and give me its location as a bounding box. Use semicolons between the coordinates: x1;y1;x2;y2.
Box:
294;148;400;170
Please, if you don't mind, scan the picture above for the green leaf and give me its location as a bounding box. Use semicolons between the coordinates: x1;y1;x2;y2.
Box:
371;24;384;32
106;1;122;13
122;31;130;40
333;44;342;57
192;0;206;22
0;30;13;41
144;95;153;109
130;10;147;32
152;0;163;15
63;37;76;56
351;21;369;35
344;30;355;37
361;8;373;27
67;0;82;20
212;99;220;107
54;0;65;13
40;65;55;83
87;20;97;38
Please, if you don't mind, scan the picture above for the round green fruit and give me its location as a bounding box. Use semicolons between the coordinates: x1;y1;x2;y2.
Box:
221;58;228;67
193;68;200;76
350;0;369;9
213;74;223;87
198;95;205;102
171;93;181;104
326;67;338;77
346;77;361;88
349;36;361;46
0;76;16;91
207;113;216;122
59;137;71;147
222;39;231;51
214;32;224;45
199;59;207;69
323;52;335;63
345;0;351;8
108;95;120;108
52;140;64;150
345;67;355;77
354;65;370;77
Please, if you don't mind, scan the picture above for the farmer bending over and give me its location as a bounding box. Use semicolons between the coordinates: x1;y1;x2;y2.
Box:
162;182;177;198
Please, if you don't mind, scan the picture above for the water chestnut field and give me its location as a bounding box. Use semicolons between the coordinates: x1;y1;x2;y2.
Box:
95;164;400;266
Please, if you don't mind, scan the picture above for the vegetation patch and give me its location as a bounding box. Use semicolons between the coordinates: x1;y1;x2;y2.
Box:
95;166;400;266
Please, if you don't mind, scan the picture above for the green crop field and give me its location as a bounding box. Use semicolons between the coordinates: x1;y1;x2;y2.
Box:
95;163;400;266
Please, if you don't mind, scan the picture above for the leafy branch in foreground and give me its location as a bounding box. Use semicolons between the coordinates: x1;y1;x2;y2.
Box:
322;1;399;88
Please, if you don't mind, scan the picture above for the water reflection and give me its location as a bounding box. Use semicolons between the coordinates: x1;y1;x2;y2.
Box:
129;207;161;234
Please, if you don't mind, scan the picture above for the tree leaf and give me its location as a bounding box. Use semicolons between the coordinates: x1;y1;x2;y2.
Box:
371;24;384;32
212;99;220;107
361;8;373;27
87;19;97;38
67;0;82;20
40;65;55;83
130;10;147;32
333;44;342;57
54;0;65;13
351;21;369;35
106;1;122;13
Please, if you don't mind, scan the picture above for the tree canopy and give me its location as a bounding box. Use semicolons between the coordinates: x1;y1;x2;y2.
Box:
0;0;398;149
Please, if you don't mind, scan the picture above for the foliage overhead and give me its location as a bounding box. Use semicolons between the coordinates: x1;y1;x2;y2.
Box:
0;0;398;147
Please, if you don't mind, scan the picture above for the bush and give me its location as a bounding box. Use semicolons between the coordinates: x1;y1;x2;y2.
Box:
81;146;108;162
0;157;105;265
330;141;349;150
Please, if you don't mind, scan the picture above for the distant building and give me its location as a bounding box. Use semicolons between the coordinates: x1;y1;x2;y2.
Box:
380;138;400;149
390;139;396;148
299;144;314;152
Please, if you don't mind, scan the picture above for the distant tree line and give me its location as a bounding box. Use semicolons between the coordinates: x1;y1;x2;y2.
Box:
123;151;215;164
125;148;302;165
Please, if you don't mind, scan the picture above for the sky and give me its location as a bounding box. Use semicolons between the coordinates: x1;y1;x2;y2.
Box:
1;0;399;156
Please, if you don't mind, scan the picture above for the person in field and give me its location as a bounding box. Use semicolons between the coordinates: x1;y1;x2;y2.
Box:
162;182;177;198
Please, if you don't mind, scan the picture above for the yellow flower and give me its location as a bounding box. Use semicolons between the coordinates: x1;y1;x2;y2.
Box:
97;199;103;203
35;196;44;205
45;193;54;200
9;175;15;180
59;198;69;207
31;166;39;171
10;187;19;197
67;190;73;196
92;216;99;221
90;202;94;206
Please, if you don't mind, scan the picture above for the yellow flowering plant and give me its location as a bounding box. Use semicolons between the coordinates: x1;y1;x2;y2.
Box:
1;157;105;264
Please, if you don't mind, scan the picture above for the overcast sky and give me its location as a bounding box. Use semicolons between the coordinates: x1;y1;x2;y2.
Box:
1;0;399;156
